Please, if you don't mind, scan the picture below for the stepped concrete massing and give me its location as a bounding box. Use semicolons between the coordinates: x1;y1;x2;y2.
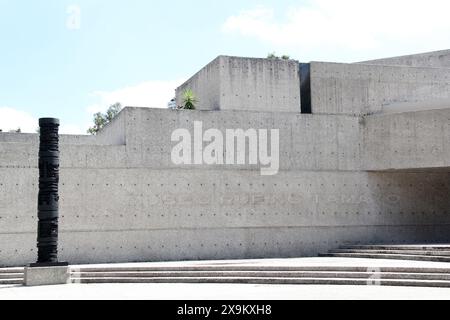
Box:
6;255;450;288
1;50;450;267
176;56;301;112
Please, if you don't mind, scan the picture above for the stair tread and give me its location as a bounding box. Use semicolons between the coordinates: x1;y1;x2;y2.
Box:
72;266;450;272
0;279;23;283
71;271;450;277
70;272;450;281
342;245;450;250
71;277;450;287
0;269;24;274
325;252;450;258
335;249;450;254
72;276;450;281
330;253;450;258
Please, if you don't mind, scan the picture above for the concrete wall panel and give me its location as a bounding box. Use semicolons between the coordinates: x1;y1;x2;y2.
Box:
176;57;221;111
310;62;450;115
176;56;301;113
360;49;450;68
1;104;450;267
1;164;450;266
363;108;450;170
122;108;360;172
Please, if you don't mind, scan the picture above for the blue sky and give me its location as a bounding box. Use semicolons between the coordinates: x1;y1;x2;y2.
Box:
1;0;449;133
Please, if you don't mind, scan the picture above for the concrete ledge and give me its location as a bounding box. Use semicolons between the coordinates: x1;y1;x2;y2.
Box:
176;56;301;113
24;266;70;287
309;61;450;115
359;49;450;68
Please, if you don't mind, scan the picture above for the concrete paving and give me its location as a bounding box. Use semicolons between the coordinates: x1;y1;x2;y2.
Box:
1;283;450;300
2;258;450;299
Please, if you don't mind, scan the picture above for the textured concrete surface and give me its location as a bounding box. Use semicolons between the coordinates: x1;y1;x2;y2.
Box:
4;258;450;299
377;99;450;114
66;257;450;269
24;266;70;286
65;255;450;287
1;108;450;267
362;108;450;170
176;56;301;113
309;62;450;115
3;283;450;300
361;49;450;68
1;50;450;268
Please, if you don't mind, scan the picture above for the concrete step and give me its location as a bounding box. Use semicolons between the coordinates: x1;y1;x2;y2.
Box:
71;266;450;273
70;277;450;288
0;269;25;285
0;273;25;279
70;271;450;281
321;253;450;262
0;279;23;285
341;245;450;251
332;249;450;256
0;268;24;274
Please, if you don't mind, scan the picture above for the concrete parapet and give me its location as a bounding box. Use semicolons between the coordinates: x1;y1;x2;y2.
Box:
309;62;450;115
362;107;450;171
176;56;301;113
360;49;450;68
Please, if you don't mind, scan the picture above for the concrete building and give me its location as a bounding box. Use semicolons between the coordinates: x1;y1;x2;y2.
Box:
1;50;450;267
176;56;301;113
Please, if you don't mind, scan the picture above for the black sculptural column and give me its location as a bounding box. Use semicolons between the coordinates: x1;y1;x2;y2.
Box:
31;118;67;267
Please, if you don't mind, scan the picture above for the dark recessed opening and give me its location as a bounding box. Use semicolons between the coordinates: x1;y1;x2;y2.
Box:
300;63;312;114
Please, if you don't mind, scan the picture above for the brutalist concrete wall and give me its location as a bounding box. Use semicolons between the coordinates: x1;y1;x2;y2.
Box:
176;56;301;113
309;62;450;115
175;57;221;111
1;107;450;267
362;108;450;171
360;49;450;68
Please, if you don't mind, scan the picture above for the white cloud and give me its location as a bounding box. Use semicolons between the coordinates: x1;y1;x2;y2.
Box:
86;79;185;115
0;107;88;135
0;79;186;135
222;0;450;60
0;107;38;133
59;123;88;135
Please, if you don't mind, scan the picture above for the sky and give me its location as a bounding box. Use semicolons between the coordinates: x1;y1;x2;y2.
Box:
0;0;449;134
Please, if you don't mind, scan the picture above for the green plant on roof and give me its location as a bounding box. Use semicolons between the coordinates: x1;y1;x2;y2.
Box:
182;89;197;110
267;52;291;60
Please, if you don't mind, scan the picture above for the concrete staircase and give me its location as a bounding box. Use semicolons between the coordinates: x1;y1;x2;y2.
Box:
0;268;24;285
321;245;450;262
70;264;450;288
3;247;450;288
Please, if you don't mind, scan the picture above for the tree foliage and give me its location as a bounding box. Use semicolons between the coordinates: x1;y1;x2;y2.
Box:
87;103;122;135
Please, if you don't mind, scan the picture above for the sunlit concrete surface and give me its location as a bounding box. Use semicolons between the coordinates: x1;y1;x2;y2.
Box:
2;258;450;299
1;50;450;267
1;283;450;300
69;257;450;269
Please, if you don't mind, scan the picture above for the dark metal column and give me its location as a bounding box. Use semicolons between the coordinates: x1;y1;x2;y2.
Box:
31;118;67;267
